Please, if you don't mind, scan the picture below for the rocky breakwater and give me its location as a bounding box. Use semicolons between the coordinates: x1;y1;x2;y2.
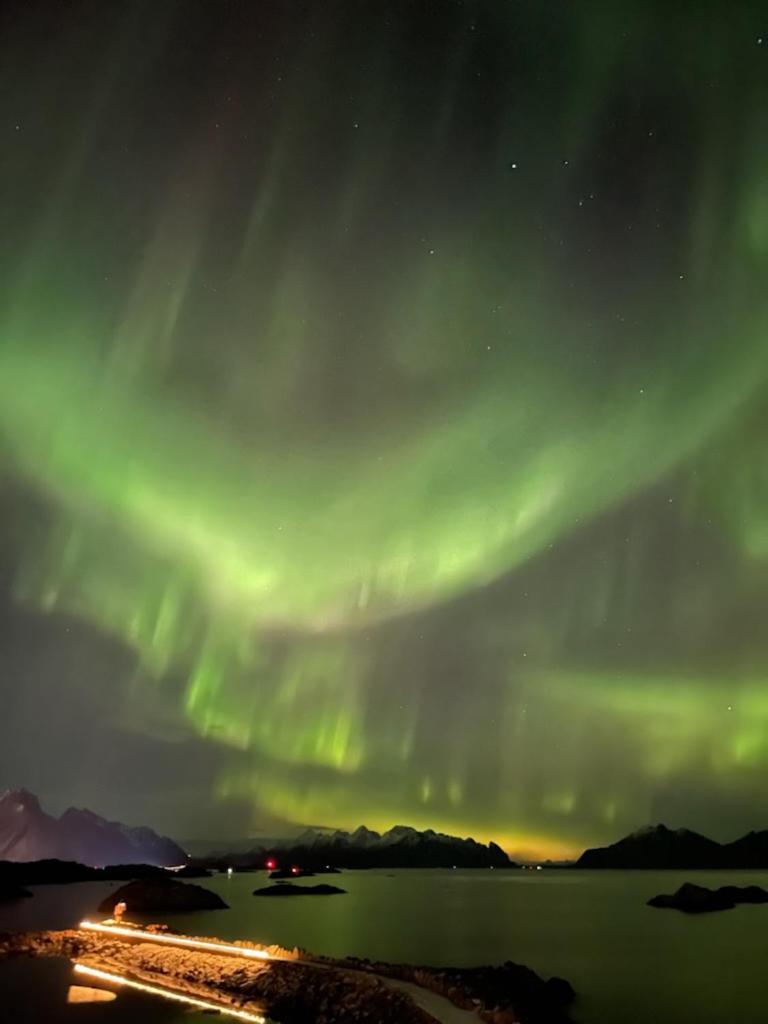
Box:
0;921;578;1024
0;929;440;1023
321;956;577;1024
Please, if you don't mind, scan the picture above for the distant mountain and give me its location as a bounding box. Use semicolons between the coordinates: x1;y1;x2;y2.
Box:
0;789;186;867
577;824;721;868
721;830;768;868
206;823;515;869
576;823;768;869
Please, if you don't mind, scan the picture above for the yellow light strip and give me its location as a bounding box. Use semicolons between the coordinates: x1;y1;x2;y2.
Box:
73;963;266;1023
79;921;272;960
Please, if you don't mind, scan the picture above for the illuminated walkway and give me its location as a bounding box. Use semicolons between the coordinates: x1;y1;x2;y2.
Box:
80;920;273;959
74;963;266;1023
77;919;482;1024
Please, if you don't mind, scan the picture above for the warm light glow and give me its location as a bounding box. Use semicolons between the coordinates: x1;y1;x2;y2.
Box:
67;985;116;1004
265;859;276;870
73;964;266;1023
79;921;272;960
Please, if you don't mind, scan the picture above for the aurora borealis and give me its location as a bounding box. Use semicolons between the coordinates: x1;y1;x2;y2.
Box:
2;0;768;860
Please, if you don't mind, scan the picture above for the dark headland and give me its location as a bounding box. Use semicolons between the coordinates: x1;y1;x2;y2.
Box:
576;823;768;869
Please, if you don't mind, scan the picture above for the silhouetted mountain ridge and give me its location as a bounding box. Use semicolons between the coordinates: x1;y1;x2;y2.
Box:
206;823;515;869
577;823;768;868
0;789;186;867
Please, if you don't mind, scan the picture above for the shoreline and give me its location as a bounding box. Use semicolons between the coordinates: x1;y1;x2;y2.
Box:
0;925;576;1024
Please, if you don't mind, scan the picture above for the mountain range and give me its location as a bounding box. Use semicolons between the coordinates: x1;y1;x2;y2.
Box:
206;824;515;869
577;824;768;869
0;789;187;867
10;786;768;873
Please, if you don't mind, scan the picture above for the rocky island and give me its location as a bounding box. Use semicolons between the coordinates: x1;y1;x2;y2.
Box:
647;882;768;914
97;877;229;913
253;882;346;896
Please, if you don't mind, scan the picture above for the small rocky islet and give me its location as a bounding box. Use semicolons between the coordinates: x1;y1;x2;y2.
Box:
647;882;768;914
253;882;347;896
97;877;229;913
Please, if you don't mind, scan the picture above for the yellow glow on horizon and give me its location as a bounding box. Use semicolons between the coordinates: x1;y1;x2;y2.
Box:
73;963;266;1023
351;815;581;862
505;838;581;862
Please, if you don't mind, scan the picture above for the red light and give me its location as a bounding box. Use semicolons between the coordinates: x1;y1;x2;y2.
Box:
265;859;276;871
290;865;300;875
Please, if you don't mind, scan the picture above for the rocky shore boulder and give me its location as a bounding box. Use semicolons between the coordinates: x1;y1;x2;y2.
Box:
97;877;228;913
253;883;346;896
719;884;768;904
417;962;575;1024
647;882;768;913
336;957;576;1023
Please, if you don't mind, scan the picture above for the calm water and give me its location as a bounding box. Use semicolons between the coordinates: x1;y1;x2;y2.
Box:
2;868;768;1024
0;956;217;1024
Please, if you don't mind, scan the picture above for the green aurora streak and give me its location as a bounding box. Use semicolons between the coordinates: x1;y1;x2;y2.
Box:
2;0;768;857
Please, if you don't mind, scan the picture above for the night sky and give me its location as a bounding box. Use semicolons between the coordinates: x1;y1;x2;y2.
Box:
1;0;768;860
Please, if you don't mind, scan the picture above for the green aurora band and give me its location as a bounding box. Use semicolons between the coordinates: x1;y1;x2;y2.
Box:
2;0;768;857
